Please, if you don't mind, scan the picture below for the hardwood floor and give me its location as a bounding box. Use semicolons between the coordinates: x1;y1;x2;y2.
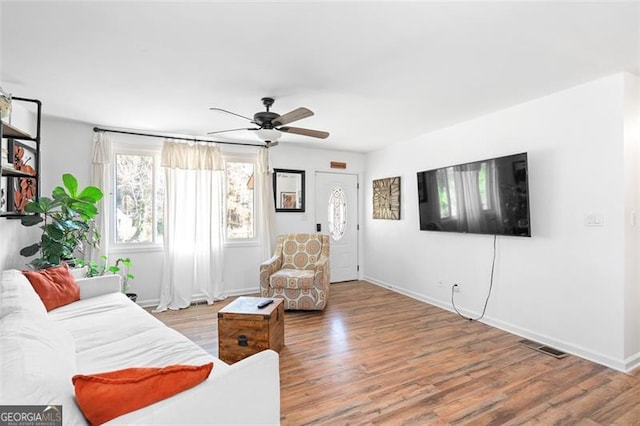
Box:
151;281;640;425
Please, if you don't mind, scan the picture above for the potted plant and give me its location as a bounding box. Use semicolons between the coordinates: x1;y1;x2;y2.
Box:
19;173;103;269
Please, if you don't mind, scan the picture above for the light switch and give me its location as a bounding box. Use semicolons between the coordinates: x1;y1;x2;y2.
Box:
585;213;604;227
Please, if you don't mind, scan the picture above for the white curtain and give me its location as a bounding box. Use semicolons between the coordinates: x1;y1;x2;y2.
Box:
155;140;224;312
486;160;503;227
256;148;276;260
454;166;486;233
460;169;484;232
90;132;111;263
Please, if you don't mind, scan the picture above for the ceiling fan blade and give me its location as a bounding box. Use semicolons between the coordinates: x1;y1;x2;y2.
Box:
279;126;329;139
209;107;254;122
206;127;258;135
272;107;314;126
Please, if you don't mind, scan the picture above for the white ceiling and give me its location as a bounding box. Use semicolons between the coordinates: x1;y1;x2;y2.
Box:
1;1;638;152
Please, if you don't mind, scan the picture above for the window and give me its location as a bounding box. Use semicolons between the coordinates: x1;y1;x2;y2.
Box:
112;148;257;247
328;186;347;241
113;148;164;247
224;159;255;240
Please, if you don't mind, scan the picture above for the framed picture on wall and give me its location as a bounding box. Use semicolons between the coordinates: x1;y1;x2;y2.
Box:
6;139;38;214
372;176;401;220
8;139;37;176
7;175;37;214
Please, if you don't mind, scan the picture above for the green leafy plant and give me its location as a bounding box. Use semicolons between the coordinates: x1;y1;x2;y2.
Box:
75;256;135;293
19;173;103;269
114;257;135;293
73;257;104;277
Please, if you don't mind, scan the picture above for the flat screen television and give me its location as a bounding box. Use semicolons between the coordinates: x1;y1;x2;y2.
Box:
417;152;531;237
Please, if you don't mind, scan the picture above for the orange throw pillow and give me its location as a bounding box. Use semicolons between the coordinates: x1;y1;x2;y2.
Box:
72;363;214;425
22;264;80;311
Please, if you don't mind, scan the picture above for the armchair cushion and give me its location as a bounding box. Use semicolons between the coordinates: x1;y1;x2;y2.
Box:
282;236;323;270
270;269;315;289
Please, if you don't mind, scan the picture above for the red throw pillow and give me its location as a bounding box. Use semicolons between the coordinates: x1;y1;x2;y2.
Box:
72;363;214;425
22;264;80;311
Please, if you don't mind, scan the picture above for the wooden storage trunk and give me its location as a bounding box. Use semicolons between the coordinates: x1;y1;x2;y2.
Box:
217;296;284;364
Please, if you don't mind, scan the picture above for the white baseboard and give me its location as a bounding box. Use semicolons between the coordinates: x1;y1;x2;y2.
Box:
137;299;159;308
624;351;640;372
137;287;260;309
363;275;635;373
224;287;260;297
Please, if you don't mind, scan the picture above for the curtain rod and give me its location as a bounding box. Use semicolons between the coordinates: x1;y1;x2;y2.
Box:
92;127;266;148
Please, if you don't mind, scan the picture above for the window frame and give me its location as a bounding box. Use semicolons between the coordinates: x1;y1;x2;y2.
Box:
223;153;259;247
110;143;164;253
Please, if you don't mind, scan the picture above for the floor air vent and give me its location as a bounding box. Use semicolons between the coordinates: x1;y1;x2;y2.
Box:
518;339;568;359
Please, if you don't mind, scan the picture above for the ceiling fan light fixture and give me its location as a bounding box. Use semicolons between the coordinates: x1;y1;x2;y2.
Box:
256;128;282;142
208;98;328;143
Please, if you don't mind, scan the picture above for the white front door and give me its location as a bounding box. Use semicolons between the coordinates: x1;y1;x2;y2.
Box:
314;172;359;282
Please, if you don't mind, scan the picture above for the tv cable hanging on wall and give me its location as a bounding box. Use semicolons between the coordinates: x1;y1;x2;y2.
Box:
451;234;497;322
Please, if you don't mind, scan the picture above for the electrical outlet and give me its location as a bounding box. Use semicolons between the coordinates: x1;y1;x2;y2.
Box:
453;284;461;293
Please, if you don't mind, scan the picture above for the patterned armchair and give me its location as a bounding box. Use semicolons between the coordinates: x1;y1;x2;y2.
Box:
260;233;330;310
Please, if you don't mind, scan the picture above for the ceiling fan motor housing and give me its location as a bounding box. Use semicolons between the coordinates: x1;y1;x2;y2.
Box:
254;111;280;128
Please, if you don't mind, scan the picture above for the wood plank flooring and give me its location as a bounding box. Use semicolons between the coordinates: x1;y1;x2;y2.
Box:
151;281;640;425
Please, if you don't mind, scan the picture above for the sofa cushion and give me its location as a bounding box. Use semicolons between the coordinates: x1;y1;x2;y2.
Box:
72;363;213;425
0;269;47;319
0;310;86;425
270;268;315;289
23;264;80;311
50;292;181;355
49;292;230;375
76;274;121;299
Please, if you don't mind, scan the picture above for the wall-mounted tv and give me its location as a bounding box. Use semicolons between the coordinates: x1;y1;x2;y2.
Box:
417;152;531;237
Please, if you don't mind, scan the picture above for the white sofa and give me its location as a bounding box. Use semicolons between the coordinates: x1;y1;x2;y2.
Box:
0;269;280;425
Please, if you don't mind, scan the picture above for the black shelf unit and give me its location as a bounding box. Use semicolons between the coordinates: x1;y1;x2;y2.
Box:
1;97;42;218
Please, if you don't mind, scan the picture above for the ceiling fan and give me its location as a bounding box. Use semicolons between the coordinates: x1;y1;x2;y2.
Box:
208;97;329;146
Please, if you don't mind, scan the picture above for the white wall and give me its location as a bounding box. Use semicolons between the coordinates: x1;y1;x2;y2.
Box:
39;117;94;196
623;73;640;367
364;73;636;372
